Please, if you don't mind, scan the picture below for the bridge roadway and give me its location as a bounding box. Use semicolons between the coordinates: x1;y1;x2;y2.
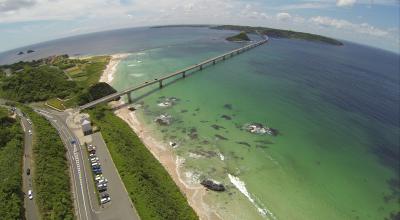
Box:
79;36;268;110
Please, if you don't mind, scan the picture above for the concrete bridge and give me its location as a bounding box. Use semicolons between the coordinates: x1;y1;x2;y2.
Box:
79;36;268;111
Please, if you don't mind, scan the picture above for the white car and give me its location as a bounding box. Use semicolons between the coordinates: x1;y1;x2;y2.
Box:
100;196;111;204
90;157;99;162
97;178;108;184
28;130;32;135
95;174;103;181
28;190;33;200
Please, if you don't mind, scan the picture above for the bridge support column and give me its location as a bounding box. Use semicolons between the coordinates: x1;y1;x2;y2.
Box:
223;56;225;60
213;60;216;65
182;71;186;78
159;80;163;88
199;65;203;70
127;93;133;103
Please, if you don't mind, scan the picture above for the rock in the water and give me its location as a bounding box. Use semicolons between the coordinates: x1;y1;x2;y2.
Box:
201;179;225;191
223;104;233;110
154;114;172;125
244;123;278;136
221;115;232;120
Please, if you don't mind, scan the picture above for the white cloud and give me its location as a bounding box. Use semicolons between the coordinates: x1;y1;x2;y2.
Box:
276;12;291;22
336;0;357;7
309;16;389;37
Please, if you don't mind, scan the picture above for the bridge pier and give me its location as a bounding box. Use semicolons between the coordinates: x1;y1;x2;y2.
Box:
127;92;133;103
213;60;216;65
182;71;186;78
199;65;203;70
223;56;225;60
159;80;163;88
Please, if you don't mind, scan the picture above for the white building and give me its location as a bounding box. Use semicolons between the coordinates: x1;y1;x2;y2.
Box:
82;119;92;136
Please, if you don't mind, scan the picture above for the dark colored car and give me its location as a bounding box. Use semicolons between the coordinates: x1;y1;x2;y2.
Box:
26;168;30;175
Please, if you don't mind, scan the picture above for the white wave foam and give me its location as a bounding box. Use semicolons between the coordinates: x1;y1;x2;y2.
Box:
137;60;142;63
129;73;144;77
127;64;137;67
228;174;276;219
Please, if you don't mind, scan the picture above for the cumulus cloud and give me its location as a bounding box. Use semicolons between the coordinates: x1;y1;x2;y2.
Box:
0;0;37;12
310;16;389;37
276;12;291;22
336;0;357;7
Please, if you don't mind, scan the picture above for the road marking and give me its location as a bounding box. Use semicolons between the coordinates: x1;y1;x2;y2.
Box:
46;118;86;220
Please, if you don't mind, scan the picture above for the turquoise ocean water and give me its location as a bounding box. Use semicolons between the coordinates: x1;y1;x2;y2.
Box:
1;27;398;219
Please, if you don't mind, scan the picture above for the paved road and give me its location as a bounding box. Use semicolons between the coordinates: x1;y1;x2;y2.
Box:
0;103;40;220
18;109;41;220
36;108;140;220
34;109;97;220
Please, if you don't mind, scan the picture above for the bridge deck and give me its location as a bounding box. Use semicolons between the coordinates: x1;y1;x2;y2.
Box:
79;36;268;110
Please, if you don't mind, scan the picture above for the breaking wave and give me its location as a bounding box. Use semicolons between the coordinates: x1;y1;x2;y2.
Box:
228;174;276;219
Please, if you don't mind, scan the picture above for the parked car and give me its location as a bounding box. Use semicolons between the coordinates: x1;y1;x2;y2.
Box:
95;174;103;181
98;187;107;193
90;157;99;162
89;153;96;158
89;149;96;154
97;178;108;184
28;190;33;200
26;168;30;175
101;192;109;198
28;129;32;135
93;169;102;175
100;196;111;204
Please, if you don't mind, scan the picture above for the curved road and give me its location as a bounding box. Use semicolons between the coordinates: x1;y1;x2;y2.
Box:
35;108;140;220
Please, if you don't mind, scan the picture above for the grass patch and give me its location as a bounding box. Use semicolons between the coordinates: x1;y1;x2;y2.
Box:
19;105;74;220
46;98;66;111
0;107;24;220
87;106;198;220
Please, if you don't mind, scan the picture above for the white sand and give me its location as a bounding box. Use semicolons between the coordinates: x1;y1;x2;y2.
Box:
99;53;130;84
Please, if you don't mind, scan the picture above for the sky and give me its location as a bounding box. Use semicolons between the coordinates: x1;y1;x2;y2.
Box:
0;0;399;53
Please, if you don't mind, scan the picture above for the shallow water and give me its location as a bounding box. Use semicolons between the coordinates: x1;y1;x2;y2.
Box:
112;31;400;219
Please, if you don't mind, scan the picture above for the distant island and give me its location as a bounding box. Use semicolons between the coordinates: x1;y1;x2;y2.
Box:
212;25;343;46
151;24;343;46
17;49;35;55
226;31;251;42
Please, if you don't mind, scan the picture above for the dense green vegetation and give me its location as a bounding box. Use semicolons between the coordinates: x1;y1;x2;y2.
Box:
0;107;24;220
226;31;251;41
0;55;110;108
213;25;343;45
87;106;198;220
19;105;74;220
78;82;119;105
1;65;78;102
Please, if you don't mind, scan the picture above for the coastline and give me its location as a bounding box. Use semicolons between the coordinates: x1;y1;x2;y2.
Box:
100;53;221;220
99;53;130;84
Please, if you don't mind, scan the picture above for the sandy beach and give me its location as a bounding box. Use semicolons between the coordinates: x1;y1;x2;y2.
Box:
100;54;221;220
99;53;130;84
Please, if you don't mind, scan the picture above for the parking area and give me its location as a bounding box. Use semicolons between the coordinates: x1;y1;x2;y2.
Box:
84;132;139;220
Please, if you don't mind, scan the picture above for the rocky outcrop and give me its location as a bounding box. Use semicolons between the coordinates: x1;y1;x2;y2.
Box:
201;180;225;191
